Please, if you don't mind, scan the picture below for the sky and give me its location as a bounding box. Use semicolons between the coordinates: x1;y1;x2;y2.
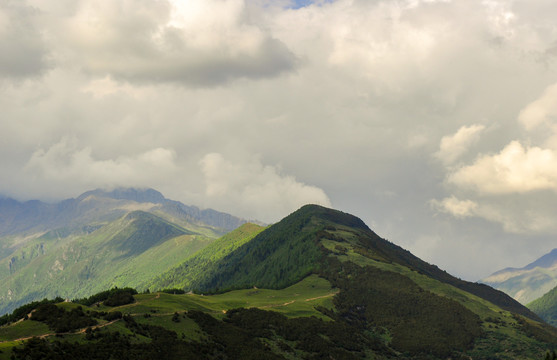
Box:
1;0;557;281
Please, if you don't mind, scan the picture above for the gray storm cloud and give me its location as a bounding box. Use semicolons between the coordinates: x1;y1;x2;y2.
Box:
59;0;297;86
0;2;51;78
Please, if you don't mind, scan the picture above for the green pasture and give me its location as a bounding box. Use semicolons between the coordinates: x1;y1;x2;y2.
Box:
0;274;337;357
113;274;336;320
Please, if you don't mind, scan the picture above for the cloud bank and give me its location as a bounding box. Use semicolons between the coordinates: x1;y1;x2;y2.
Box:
3;0;557;279
60;0;297;86
200;153;331;222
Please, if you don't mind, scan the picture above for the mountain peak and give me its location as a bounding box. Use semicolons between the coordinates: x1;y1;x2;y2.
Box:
292;204;371;231
77;187;166;204
481;247;557;305
524;248;557;270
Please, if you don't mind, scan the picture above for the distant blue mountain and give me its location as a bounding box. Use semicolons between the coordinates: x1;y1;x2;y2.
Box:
482;248;557;304
0;188;247;236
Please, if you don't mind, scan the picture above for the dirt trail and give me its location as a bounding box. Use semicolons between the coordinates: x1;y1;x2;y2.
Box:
304;290;340;302
259;300;296;309
258;290;339;309
0;318;120;344
0;293;166;345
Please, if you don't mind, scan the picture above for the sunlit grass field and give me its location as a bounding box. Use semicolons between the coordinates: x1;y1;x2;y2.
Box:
0;274;337;359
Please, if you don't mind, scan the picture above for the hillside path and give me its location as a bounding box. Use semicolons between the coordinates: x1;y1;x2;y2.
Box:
258;290;339;309
0;319;120;344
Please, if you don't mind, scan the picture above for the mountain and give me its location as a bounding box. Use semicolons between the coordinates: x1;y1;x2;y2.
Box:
0;188;248;315
482;248;557;304
529;285;557;326
147;222;266;291
0;187;246;237
0;210;211;315
143;204;556;359
155;204;539;320
1;204;557;359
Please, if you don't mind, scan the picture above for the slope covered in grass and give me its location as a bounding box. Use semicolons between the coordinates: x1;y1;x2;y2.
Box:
0;211;212;315
0;188;248;316
185;205;368;293
529;285;557;326
176;204;557;357
148;223;265;291
1;204;557;359
186;205;540;322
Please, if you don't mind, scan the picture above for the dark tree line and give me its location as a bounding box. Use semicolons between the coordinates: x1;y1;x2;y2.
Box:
74;288;137;307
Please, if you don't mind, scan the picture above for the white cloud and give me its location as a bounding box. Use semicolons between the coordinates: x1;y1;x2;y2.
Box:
200;153;331;222
23;138;179;197
518;82;557;131
430;192;557;234
448;141;557;194
435;124;485;165
436;81;557;234
431;196;477;217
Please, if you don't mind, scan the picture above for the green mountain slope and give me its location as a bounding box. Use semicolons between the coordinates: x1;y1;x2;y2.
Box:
0;211;213;315
146;205;557;358
1;204;557;359
106;211;192;257
529;285;557;326
180;205;539;321
152;205;369;293
148;222;265;291
0;188;251;316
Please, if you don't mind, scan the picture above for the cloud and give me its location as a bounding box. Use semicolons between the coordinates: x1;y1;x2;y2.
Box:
0;2;51;79
5;0;557;280
448;141;557;194
200;153;332;222
518;82;557;131
435;84;557;235
435;124;485;165
431;196;477;218
433;193;557;234
23;138;179;198
60;0;296;86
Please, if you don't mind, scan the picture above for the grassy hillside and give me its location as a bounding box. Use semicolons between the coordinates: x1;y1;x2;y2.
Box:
529;285;557;326
0;188;252;317
0;276;343;360
0;211;214;315
171;205;369;294
148;223;265;291
0;273;555;359
186;206;329;292
1;204;556;359
317;227;557;358
133;205;557;358
179;205;539;321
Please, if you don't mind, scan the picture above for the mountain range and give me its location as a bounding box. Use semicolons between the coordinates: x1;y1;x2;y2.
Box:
482;249;557;305
0;190;557;359
0;188;246;237
0;188;248;315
